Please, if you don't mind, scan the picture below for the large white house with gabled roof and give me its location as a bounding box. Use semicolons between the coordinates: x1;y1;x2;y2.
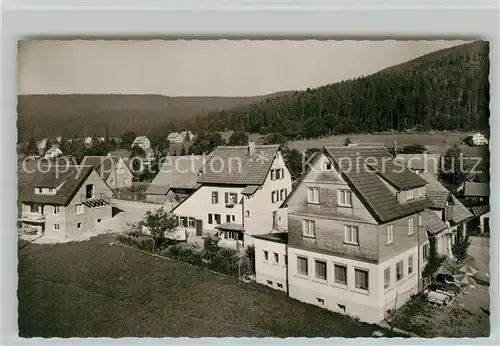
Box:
172;141;292;248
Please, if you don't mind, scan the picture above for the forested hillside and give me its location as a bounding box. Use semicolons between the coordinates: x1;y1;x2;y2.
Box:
193;41;489;138
17;92;291;141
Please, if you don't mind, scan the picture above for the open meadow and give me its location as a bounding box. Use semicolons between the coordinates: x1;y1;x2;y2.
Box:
18;235;404;338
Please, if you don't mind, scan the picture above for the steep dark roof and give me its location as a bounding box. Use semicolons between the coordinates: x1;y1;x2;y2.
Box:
396;154;441;174
464;182;490;197
450;195;474;224
20;166;95;206
324;146;432;223
423;209;448;235
419;172;451;209
197;145;280;185
145;156;205;195
469;204;490;217
81;156;120;179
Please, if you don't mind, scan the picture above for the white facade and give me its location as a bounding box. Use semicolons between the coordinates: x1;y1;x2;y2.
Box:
254;237;287;292
132;136;151;150
287;246;421;324
472;133;488;146
173;152;292;248
44;147;63;159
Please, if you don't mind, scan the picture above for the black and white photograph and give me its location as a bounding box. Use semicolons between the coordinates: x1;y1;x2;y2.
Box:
17;39;490;338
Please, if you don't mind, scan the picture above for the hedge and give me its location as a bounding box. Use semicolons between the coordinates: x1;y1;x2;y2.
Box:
117;234;252;278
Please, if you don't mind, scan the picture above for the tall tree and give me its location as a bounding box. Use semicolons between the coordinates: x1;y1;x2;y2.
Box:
137;207;177;252
122;130;137;147
228;131;249;146
24;136;38;156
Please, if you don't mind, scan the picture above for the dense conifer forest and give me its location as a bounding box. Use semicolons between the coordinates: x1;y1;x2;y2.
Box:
190;41;489;138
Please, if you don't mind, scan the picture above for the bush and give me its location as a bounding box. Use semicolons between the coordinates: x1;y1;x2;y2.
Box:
162;243;204;266
116;234;154;251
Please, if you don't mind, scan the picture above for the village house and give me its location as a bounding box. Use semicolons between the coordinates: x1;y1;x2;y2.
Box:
466;133;489;146
44;145;63;159
131;136;151;150
18;165;113;240
36;138;48;155
462;181;489;203
396;153;441;178
411;171;473;258
84;137;93;146
467;204;490;234
145;155;204;207
81;155;133;189
254;145;433;324
172;141;292;249
167;131;194;144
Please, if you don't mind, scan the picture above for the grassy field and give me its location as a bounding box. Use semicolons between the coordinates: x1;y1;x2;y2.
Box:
18;235;403;338
286;131;473;153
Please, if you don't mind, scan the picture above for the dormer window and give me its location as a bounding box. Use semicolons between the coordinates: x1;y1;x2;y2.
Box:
86;184;94;199
406;189;414;200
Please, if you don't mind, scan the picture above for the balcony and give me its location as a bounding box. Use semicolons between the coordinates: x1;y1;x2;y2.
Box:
18;212;46;223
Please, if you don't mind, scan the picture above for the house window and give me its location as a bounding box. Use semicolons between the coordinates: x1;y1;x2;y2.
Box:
316;298;325;305
302;219;315;238
109;179;115;186
38;188;43;193
48;188;54;193
124;178;128;185
325;160;332;171
297;256;308;276
53;206;60;215
408;255;414;275
271;190;277;203
387;225;394;244
277;283;283;289
355;268;369;291
334;264;347;285
315;260;327;281
208;213;213;225
407;189;414;200
97;218;102;223
214;214;221;224
267;280;273;286
273;253;279;265
307;187;320;204
263;250;269;262
384;267;391;289
271;170;276;180
226;214;235;223
396;260;404;281
423;243;430;260
338;190;352;207
75;204;84;215
408;217;414;236
211;191;219;204
53;224;60;231
276;169;282;180
245;210;250;218
86;184;94;199
337;304;346;313
344;225;359;245
77;222;82;230
225;192;237;205
280;189;286;201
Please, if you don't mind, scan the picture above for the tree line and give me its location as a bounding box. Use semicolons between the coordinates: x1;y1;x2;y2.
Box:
189;41;489;139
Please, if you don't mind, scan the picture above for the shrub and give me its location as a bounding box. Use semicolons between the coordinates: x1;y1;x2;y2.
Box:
245;245;256;274
162;243;204;266
116;234;154;251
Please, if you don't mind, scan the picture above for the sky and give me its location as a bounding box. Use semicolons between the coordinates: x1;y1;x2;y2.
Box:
18;40;467;97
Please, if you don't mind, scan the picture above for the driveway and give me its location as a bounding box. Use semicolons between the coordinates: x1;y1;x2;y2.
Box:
109;199;161;232
465;236;490;284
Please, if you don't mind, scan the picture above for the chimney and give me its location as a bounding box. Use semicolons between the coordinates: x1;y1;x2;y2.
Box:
249;140;256;157
444;194;455;222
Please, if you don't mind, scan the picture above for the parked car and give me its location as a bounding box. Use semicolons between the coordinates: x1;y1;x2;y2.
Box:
428;283;460;294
